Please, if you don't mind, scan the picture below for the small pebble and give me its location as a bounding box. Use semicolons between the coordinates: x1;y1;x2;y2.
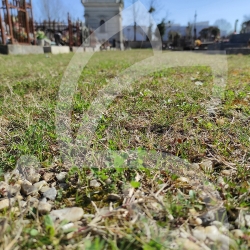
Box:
177;238;201;250
43;187;57;201
177;177;189;183
33;181;47;191
28;173;41;184
40;186;50;193
0;198;15;211
205;225;220;241
107;193;121;201
49;207;84;222
43;172;54;182
244;214;250;228
21;184;38;196
90;180;101;187
38;201;52;214
231;229;244;238
56;172;67;183
0;182;9;197
221;169;235;176
192;226;206;241
199;160;214;173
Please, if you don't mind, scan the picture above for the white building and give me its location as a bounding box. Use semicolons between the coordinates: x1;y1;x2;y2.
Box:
123;25;148;41
81;0;124;48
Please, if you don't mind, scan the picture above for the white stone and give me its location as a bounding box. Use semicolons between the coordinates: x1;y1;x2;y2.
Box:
49;207;84;222
38;201;52;214
199;160;214;173
43;187;57;200
90;180;101;187
231;229;244;238
177;238;201;250
56;172;67;183
33;181;47;191
192;226;206;241
0;198;15;211
205;225;220;241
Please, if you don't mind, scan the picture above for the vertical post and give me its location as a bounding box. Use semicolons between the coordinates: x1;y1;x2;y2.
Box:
68;13;73;49
0;10;6;45
24;0;30;43
194;11;197;41
76;20;80;46
5;0;14;44
30;0;36;44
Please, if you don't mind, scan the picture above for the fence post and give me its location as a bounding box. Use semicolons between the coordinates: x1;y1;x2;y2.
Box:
24;0;30;44
5;0;14;44
68;13;73;50
0;10;6;45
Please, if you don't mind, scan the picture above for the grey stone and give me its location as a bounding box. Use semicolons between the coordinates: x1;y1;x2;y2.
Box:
107;194;121;201
33;181;47;191
29;197;39;208
21;183;38;196
0;198;15;211
9;184;21;196
90;180;101;187
49;207;84;222
28;173;41;184
43;187;57;200
56;172;67;183
0;182;9;197
40;186;50;193
38;201;52;214
43;172;54;182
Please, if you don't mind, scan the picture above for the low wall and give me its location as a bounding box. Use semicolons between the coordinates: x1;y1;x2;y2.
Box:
208;43;248;51
128;41;161;49
226;48;250;55
44;46;70;54
0;44;44;55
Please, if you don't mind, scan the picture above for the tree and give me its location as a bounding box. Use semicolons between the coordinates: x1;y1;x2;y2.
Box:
214;19;232;37
38;0;66;20
155;19;166;42
199;26;220;41
243;14;250;22
168;31;180;47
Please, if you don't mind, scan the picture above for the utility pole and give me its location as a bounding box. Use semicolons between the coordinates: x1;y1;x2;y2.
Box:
194;11;197;41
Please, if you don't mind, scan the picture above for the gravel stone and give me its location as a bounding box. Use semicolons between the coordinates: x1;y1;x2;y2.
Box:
43;172;54;182
56;172;67;183
192;226;206;241
38;201;52;214
33;181;47;191
21;183;38;196
199;160;214;173
49;207;84;222
43;187;57;201
107;194;121;201
0;182;9;197
0;198;15;211
90;180;101;187
231;229;244;238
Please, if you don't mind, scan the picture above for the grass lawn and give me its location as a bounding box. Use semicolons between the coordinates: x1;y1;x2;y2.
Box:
0;50;250;249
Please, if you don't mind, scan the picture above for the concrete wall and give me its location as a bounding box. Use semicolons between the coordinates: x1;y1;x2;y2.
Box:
128;41;162;49
0;45;44;55
208;43;248;50
43;46;70;54
226;48;250;55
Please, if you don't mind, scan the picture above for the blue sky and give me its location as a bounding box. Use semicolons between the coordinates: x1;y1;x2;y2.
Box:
33;0;249;29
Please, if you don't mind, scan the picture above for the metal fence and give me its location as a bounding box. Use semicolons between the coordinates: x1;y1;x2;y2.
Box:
0;2;97;49
0;0;35;45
